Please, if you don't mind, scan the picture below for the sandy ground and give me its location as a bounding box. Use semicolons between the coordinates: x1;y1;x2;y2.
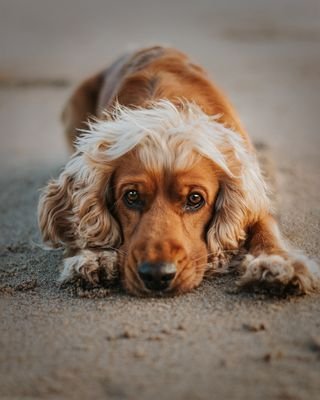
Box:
0;1;320;399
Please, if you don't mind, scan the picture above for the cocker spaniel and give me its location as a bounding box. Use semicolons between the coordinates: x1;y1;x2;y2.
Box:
38;46;320;296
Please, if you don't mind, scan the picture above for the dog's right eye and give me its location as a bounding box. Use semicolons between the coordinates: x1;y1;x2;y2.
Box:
123;190;143;209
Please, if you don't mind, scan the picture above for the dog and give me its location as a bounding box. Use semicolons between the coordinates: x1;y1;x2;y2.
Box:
38;46;320;296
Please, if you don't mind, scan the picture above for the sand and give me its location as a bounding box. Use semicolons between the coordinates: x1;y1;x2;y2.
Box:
0;1;320;399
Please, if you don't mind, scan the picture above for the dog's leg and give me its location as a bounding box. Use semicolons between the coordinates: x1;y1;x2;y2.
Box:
238;215;320;294
59;249;119;286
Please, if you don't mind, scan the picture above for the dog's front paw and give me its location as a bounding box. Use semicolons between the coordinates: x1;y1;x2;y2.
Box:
59;249;119;286
238;253;320;294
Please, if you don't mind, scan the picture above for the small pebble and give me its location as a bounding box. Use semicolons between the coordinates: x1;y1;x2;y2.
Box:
148;334;163;341
133;347;146;358
177;323;186;331
263;353;272;363
310;335;320;352
105;334;116;341
243;322;267;332
122;328;137;339
161;326;171;335
263;350;283;362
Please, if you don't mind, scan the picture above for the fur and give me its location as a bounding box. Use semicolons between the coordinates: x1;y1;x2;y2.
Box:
38;46;320;296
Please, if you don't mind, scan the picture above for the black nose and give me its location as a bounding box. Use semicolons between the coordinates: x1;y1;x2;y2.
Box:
138;262;177;291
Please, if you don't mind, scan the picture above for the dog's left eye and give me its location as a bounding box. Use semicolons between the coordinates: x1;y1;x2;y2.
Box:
185;192;205;211
123;190;143;209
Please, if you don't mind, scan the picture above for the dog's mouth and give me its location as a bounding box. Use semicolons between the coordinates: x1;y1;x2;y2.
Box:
122;261;207;297
123;274;177;297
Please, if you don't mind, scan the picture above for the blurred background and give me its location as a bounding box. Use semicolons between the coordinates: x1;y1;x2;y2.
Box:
1;0;319;171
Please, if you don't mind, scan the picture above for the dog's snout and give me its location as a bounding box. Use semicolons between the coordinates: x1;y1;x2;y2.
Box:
138;261;176;290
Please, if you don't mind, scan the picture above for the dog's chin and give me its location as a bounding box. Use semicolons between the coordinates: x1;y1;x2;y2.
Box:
122;279;172;297
122;271;205;297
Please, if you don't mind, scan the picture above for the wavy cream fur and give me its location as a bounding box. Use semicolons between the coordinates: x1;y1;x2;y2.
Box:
80;100;269;266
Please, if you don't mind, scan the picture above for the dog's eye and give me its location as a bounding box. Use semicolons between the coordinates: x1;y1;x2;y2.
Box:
123;190;142;209
185;192;205;211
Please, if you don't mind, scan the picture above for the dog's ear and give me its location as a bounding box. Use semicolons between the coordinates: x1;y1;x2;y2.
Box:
207;181;247;255
38;155;122;250
38;171;76;248
206;149;269;260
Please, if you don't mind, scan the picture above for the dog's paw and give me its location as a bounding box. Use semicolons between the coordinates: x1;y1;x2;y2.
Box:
237;253;320;294
59;249;119;286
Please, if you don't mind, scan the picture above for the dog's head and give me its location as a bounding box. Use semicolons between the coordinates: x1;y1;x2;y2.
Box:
39;101;268;295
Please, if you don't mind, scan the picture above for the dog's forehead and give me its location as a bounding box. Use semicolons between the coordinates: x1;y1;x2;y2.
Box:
114;150;219;191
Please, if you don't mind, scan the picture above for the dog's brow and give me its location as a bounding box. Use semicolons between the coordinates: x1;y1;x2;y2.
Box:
172;184;212;205
117;178;150;191
179;184;209;194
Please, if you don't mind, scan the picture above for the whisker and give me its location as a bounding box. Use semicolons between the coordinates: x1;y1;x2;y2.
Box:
191;249;239;264
101;246;128;256
191;255;208;263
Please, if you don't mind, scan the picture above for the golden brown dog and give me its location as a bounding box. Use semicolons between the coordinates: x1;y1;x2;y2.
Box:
38;46;320;295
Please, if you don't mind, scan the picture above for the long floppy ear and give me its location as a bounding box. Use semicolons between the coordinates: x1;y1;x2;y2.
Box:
209;180;247;251
38;171;76;247
206;140;270;267
38;154;122;250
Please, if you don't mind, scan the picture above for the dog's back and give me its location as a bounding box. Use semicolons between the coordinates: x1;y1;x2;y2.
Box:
62;46;248;151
